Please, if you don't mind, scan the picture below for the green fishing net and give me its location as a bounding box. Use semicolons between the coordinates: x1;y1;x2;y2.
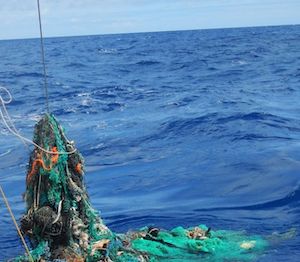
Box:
14;114;268;261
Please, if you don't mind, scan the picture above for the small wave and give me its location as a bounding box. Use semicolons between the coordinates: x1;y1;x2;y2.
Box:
216;112;288;124
8;99;24;106
162;114;213;130
232;133;293;141
254;46;269;54
54;81;71;89
107;214;171;231
294;68;300;77
49;51;61;57
232;59;248;65
90;143;105;150
270;87;295;93
135;60;161;66
14;72;44;78
117;68;131;74
77;92;91;97
103;102;124;112
208;67;217;71
272;67;288;74
98;48;118;54
161;96;200;108
118;46;136;52
65;62;87;68
142;113;218;140
171;59;208;71
215;69;244;77
52;107;77;115
140;111;295;143
194;186;300;212
81;98;93;107
94;92;116;99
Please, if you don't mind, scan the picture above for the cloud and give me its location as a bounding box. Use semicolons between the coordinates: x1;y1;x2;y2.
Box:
0;0;299;39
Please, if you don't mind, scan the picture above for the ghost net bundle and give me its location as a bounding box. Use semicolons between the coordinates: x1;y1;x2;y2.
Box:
14;114;267;262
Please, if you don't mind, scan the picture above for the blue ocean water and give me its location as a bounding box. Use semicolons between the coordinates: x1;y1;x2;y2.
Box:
0;25;300;261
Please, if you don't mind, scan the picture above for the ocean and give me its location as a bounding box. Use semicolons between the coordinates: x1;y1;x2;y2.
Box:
0;25;299;261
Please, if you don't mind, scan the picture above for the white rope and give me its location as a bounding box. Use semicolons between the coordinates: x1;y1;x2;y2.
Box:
0;87;30;150
52;199;63;224
0;86;76;155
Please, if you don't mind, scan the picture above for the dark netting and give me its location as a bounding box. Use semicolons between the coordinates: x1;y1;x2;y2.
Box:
14;114;268;261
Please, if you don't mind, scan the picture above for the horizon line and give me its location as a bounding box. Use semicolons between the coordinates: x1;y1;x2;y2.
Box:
0;23;299;42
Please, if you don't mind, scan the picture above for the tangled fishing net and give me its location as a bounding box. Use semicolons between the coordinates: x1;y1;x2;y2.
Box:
14;114;268;261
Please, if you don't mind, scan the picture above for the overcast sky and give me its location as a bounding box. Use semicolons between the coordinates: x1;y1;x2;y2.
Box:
0;0;299;40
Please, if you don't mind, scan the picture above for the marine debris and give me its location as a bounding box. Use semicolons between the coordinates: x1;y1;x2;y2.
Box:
15;114;267;261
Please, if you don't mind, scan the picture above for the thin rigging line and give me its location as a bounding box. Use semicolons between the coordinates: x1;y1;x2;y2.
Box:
37;0;50;114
